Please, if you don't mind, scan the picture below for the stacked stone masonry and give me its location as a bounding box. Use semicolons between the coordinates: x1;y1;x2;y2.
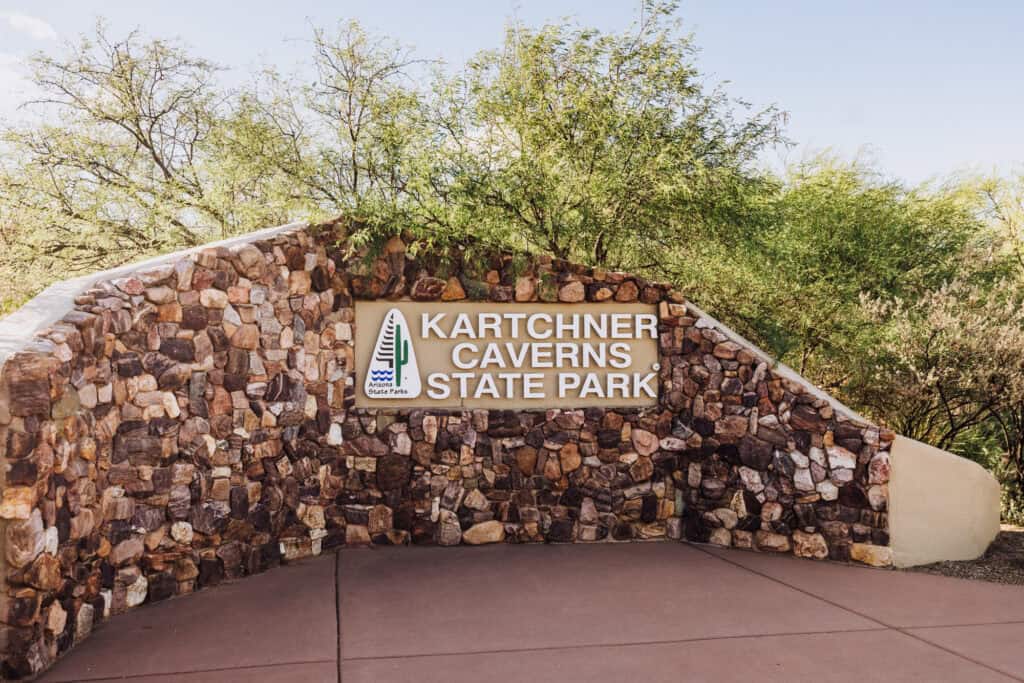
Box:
0;223;893;678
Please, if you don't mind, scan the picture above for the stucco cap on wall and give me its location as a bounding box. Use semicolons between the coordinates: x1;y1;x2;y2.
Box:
889;435;1001;567
0;222;308;367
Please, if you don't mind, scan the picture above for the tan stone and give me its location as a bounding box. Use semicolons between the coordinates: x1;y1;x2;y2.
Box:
367;505;392;534
514;277;536;302
463;489;490;511
199;289;228;308
157;303;182;322
289;270;312;295
281;537;315;560
145;286;177;304
792;530;829;559
75;603;94;643
732;529;754;549
227;286;250;304
299;504;326;530
463;520;506;545
45;601;67;635
850;543;893;567
754;530;791;553
171;521;193;544
712;507;739;529
0;487;37;519
709;527;732;547
437;510;462;546
79;383;98;409
345;525;372;546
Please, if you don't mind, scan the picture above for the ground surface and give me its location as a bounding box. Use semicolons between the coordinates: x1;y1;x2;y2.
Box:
37;542;1024;682
908;525;1024;585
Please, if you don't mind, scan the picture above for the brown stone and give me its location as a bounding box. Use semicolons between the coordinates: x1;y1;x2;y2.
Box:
543;456;562;481
230;324;260;350
716;415;749;443
26;554;62;591
614;280;639;302
440;277;466;301
629;457;654;482
515;446;538;476
7;353;56;416
559;443;582;473
377;455;411;491
181;305;209;330
110;537;145;566
411;277;446;301
160;338;195;362
712;341;741;360
558;281;585;302
630;429;659;456
790;404;826;432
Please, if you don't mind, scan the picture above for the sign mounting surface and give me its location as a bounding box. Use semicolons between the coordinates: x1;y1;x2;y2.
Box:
354;301;660;409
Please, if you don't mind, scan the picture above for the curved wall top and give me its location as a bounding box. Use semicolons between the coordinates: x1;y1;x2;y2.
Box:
0;218;987;679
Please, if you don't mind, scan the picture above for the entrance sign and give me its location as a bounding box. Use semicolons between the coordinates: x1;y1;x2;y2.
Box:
355;302;660;408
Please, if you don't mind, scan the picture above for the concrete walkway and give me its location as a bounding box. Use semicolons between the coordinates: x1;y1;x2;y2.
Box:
38;542;1024;682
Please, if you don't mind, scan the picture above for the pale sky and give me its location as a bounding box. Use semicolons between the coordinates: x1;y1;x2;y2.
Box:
1;0;1022;184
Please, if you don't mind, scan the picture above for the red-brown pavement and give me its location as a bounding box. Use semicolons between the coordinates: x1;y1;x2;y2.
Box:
37;542;1024;682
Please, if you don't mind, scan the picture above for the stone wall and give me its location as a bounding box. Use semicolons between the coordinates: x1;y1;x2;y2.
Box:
0;221;892;678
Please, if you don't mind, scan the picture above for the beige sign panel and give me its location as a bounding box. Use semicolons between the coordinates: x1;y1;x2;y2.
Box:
354;301;660;409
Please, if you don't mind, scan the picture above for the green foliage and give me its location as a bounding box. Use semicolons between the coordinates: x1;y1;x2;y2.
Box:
4;7;1024;519
405;1;785;265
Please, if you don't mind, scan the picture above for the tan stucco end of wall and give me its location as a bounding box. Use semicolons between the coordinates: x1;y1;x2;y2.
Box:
889;435;1001;567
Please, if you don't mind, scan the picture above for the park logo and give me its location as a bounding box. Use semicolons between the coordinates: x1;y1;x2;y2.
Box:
364;308;422;399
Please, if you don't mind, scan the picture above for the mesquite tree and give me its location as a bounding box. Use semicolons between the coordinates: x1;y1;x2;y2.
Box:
404;1;785;266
